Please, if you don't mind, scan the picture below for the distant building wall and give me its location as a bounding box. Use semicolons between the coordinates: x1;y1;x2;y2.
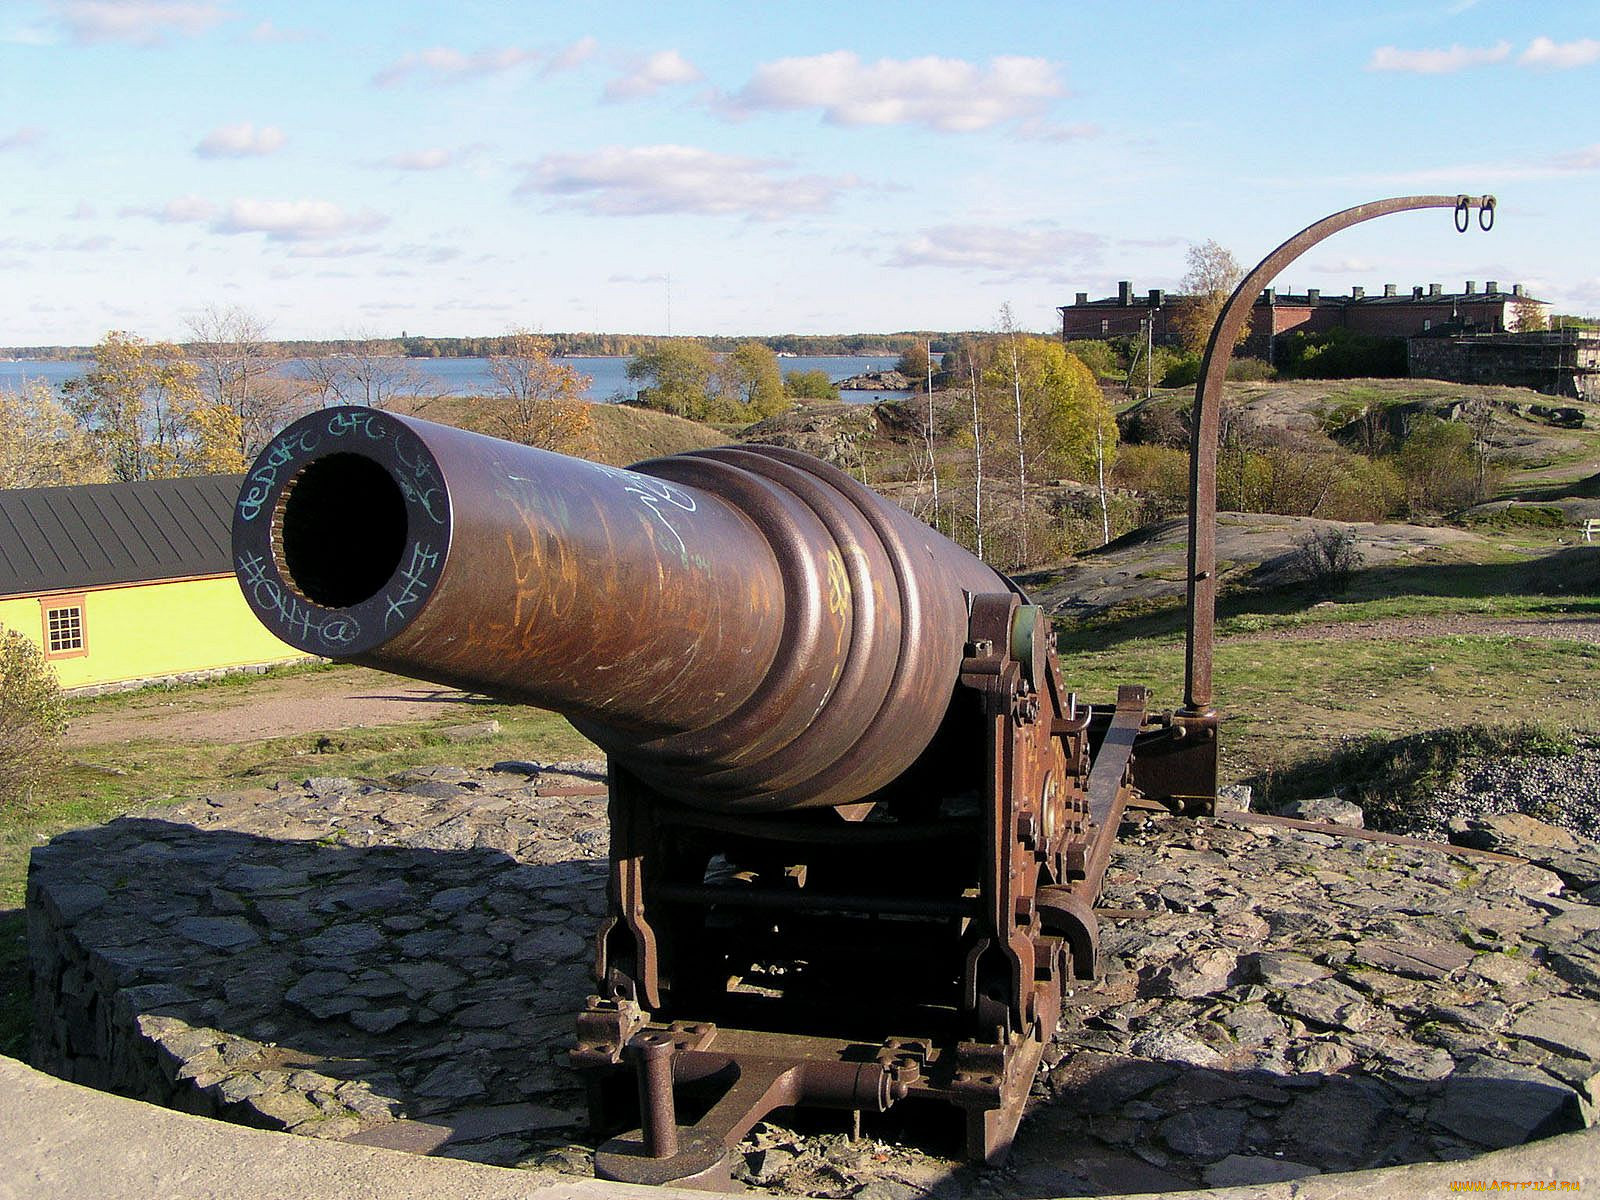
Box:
1407;330;1599;400
1061;281;1550;360
0;575;303;690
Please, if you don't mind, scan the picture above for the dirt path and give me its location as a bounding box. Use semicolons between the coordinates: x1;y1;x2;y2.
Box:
63;668;491;747
1226;614;1600;645
65;612;1599;750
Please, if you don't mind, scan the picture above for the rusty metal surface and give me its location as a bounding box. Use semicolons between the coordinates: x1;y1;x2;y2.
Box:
1183;194;1496;722
233;412;1156;1182
1077;685;1145;894
233;410;998;812
574;588;1131;1181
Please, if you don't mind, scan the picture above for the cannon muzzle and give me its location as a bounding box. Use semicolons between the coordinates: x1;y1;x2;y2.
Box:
233;409;1002;812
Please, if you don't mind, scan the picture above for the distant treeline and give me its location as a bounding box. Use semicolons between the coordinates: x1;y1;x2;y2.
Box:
393;332;954;358
5;331;972;361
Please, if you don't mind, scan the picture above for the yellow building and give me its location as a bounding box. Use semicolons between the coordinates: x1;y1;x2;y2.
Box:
0;474;305;692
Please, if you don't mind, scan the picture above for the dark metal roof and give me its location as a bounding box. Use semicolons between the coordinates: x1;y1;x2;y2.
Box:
1062;288;1546;311
0;474;243;599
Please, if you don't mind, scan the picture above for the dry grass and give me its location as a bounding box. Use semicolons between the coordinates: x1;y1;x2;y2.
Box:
421;394;727;467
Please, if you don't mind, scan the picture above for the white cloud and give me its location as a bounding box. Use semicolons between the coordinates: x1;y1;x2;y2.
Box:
723;52;1064;132
55;1;225;47
1367;41;1511;73
519;144;854;217
604;49;702;100
1317;141;1600;187
887;224;1105;277
1313;256;1382;274
212;199;388;242
1520;36;1600;70
545;35;597;74
195;122;285;158
0;127;43;152
373;44;539;87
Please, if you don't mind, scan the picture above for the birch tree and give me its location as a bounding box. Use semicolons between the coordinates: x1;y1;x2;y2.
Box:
185;305;289;457
1173;240;1248;358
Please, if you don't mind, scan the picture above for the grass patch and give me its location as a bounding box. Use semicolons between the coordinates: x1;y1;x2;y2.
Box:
60;658;339;714
1057;632;1600;789
1460;505;1570;532
423;394;725;467
1243;723;1574;833
1058;546;1600;653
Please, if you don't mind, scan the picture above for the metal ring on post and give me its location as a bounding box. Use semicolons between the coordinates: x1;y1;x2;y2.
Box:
1479;195;1496;231
1455;196;1471;232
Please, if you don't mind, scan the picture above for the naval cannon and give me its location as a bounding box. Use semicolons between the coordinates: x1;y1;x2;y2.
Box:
233;407;1211;1187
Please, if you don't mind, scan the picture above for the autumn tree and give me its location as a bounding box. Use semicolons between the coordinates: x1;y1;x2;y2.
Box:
0;382;106;488
1173;239;1248;357
975;335;1118;566
1511;295;1548;332
488;330;591;451
186;304;295;458
62;331;205;480
895;343;936;388
718;341;788;418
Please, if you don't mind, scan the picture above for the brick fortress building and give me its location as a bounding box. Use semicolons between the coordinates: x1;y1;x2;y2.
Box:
1060;280;1549;362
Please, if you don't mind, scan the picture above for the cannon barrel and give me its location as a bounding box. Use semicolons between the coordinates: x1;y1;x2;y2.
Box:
233;409;1004;812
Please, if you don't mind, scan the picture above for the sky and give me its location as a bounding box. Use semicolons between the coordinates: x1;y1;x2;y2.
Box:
3;0;1599;344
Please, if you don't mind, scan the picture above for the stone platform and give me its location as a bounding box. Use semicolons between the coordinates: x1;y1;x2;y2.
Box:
26;763;1600;1196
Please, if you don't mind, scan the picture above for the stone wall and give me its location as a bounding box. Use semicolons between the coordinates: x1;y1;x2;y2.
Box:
26;764;1600;1195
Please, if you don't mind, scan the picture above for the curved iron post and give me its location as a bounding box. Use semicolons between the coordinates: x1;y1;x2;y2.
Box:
1182;194;1495;716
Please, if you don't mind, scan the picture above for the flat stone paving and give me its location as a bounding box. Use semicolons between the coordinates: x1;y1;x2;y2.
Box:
26;763;1600;1197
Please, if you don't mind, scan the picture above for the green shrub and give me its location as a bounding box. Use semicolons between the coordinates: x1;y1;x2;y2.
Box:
1063;339;1123;380
1391;415;1485;514
1288;527;1364;594
1278;328;1407;379
1160;354;1202;388
0;628;65;806
1227;357;1276;382
1112;444;1189;519
783;368;840;401
1320;454;1405;522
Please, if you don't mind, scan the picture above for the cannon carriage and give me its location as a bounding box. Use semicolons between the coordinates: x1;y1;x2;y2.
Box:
233;408;1213;1186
